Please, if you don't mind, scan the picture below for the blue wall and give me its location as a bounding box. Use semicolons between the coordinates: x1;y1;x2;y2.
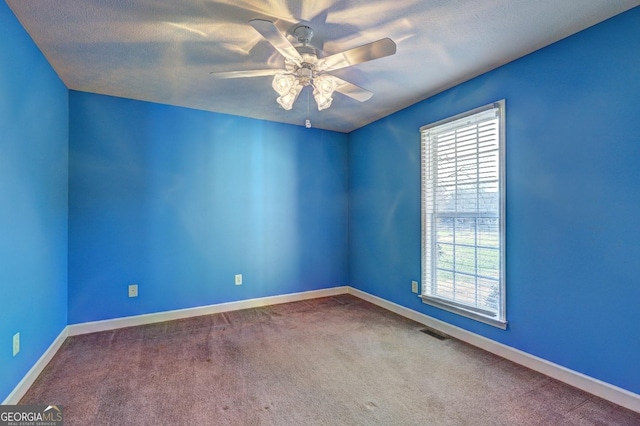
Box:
0;2;69;403
68;92;349;324
349;7;640;395
3;0;638;403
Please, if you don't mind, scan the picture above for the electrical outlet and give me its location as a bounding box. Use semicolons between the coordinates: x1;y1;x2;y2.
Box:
235;274;242;285
13;332;20;357
411;280;419;294
128;284;138;298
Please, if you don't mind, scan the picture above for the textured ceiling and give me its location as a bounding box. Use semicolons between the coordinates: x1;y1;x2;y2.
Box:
7;0;638;132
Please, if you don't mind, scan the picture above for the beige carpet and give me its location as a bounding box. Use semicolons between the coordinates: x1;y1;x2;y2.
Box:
20;294;640;425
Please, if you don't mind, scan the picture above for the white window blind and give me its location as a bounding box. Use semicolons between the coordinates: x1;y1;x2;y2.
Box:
420;101;506;329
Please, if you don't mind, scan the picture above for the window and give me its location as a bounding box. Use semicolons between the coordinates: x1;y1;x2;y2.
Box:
420;100;506;329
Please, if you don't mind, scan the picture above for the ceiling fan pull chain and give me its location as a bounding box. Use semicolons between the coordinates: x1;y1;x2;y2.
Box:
306;87;312;128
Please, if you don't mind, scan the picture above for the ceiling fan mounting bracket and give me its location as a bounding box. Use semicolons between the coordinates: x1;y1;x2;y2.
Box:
293;25;314;46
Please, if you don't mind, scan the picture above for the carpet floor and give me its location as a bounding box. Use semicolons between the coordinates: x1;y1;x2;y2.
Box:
20;294;640;425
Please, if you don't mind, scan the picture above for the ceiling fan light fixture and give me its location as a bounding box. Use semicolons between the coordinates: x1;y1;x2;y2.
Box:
272;74;296;96
314;74;338;94
313;90;333;111
276;83;303;110
312;75;338;111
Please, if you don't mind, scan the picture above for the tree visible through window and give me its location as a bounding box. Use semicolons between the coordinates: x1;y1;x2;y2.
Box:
420;101;506;329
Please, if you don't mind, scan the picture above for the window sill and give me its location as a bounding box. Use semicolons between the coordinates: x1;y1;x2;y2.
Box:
420;295;508;330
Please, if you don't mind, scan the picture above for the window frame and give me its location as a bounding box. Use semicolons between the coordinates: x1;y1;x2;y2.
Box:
420;100;507;329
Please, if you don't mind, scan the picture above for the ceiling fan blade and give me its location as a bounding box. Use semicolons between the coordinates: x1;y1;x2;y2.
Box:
249;19;303;65
332;76;373;102
319;38;396;72
210;69;283;79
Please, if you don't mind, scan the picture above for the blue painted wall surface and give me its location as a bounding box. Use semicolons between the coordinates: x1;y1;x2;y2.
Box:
349;8;640;394
0;2;69;402
68;92;348;324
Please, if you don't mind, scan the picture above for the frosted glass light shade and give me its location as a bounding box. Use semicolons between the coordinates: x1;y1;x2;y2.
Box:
272;74;296;96
314;74;338;94
313;91;333;110
276;83;303;110
312;74;338;111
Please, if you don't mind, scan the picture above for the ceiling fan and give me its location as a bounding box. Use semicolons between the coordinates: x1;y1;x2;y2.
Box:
210;19;396;112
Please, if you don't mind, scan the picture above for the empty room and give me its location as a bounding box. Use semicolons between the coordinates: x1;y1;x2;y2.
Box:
1;1;639;424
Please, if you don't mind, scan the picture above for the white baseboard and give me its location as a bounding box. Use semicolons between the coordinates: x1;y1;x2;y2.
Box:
347;287;640;414
7;285;638;414
2;327;69;405
4;286;349;404
68;286;349;336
